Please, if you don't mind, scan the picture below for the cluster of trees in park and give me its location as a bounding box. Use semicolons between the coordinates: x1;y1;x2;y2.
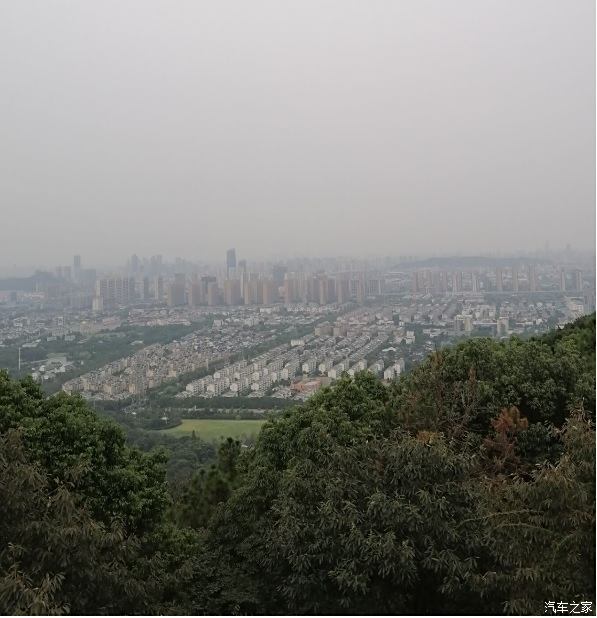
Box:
0;314;594;615
152;394;296;412
98;407;216;482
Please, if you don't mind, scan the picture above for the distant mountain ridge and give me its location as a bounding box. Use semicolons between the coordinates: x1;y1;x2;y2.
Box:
399;256;551;269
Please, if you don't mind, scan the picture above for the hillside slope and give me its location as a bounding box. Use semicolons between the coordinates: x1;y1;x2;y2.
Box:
0;314;594;615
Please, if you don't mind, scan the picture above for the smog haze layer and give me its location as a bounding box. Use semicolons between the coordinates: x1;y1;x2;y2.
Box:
1;0;595;267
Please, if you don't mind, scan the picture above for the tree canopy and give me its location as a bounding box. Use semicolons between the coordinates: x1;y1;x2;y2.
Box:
0;314;594;615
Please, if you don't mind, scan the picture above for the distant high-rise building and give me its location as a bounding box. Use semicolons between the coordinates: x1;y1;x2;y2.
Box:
141;276;150;300
207;281;221;306
284;275;300;304
167;280;186;307
189;275;202;307
130;254;140;274
560;268;567;292
512;265;519;292
440;271;448;294
336;278;350;304
430;271;441;295
453;271;463;294
238;259;248;298
574;270;583;292
244;279;262;305
367;277;383;297
154;276;164;301
306;275;318;302
528;264;537;292
224;279;242;306
95;276;134;308
411;273;419;294
226;248;237;278
355;275;366;304
166;273;186;306
150;255;163;275
471;272;480;293
318;276;330;305
272;264;287;286
495;268;503;293
262;280;278;305
201;276;217;300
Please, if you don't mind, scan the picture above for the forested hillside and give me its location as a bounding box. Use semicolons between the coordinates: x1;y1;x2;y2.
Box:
0;314;594;615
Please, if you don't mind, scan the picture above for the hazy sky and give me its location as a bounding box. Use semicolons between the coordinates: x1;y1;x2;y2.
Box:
1;0;595;267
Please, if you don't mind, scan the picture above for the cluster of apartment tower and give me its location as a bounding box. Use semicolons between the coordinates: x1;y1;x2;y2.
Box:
410;265;583;295
92;270;386;310
88;245;586;311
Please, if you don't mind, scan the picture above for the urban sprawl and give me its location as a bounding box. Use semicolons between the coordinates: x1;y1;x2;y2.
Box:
0;248;594;405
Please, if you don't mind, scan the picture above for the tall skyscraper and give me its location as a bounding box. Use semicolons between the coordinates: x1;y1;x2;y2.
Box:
154;276;164;301
574;270;583;292
284;275;300;304
238;259;248;299
453;271;463;294
226;248;237;279
411;272;419;294
560;268;567;292
272;264;287;286
495;268;503;293
207;281;221;306
166;273;186;306
130;254;140;274
512;265;519;292
471;272;480;293
224;279;242;306
336;278;350;304
189;275;202;307
201;275;217;300
262;280;278;305
135;276;148;300
167;280;186;307
528;263;538;293
150;255;163;275
244;279;262;305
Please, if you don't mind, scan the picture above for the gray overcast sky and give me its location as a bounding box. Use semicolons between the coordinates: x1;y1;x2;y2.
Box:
0;0;595;267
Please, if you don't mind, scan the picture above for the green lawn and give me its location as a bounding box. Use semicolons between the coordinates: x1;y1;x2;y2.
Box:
158;418;266;442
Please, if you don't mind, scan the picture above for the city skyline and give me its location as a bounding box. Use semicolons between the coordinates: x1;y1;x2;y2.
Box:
2;241;596;278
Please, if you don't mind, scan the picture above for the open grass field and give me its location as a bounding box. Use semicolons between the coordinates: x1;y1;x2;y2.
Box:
158;418;267;442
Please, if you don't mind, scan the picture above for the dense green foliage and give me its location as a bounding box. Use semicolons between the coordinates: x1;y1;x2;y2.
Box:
0;314;594;614
150;394;297;411
97;405;217;480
